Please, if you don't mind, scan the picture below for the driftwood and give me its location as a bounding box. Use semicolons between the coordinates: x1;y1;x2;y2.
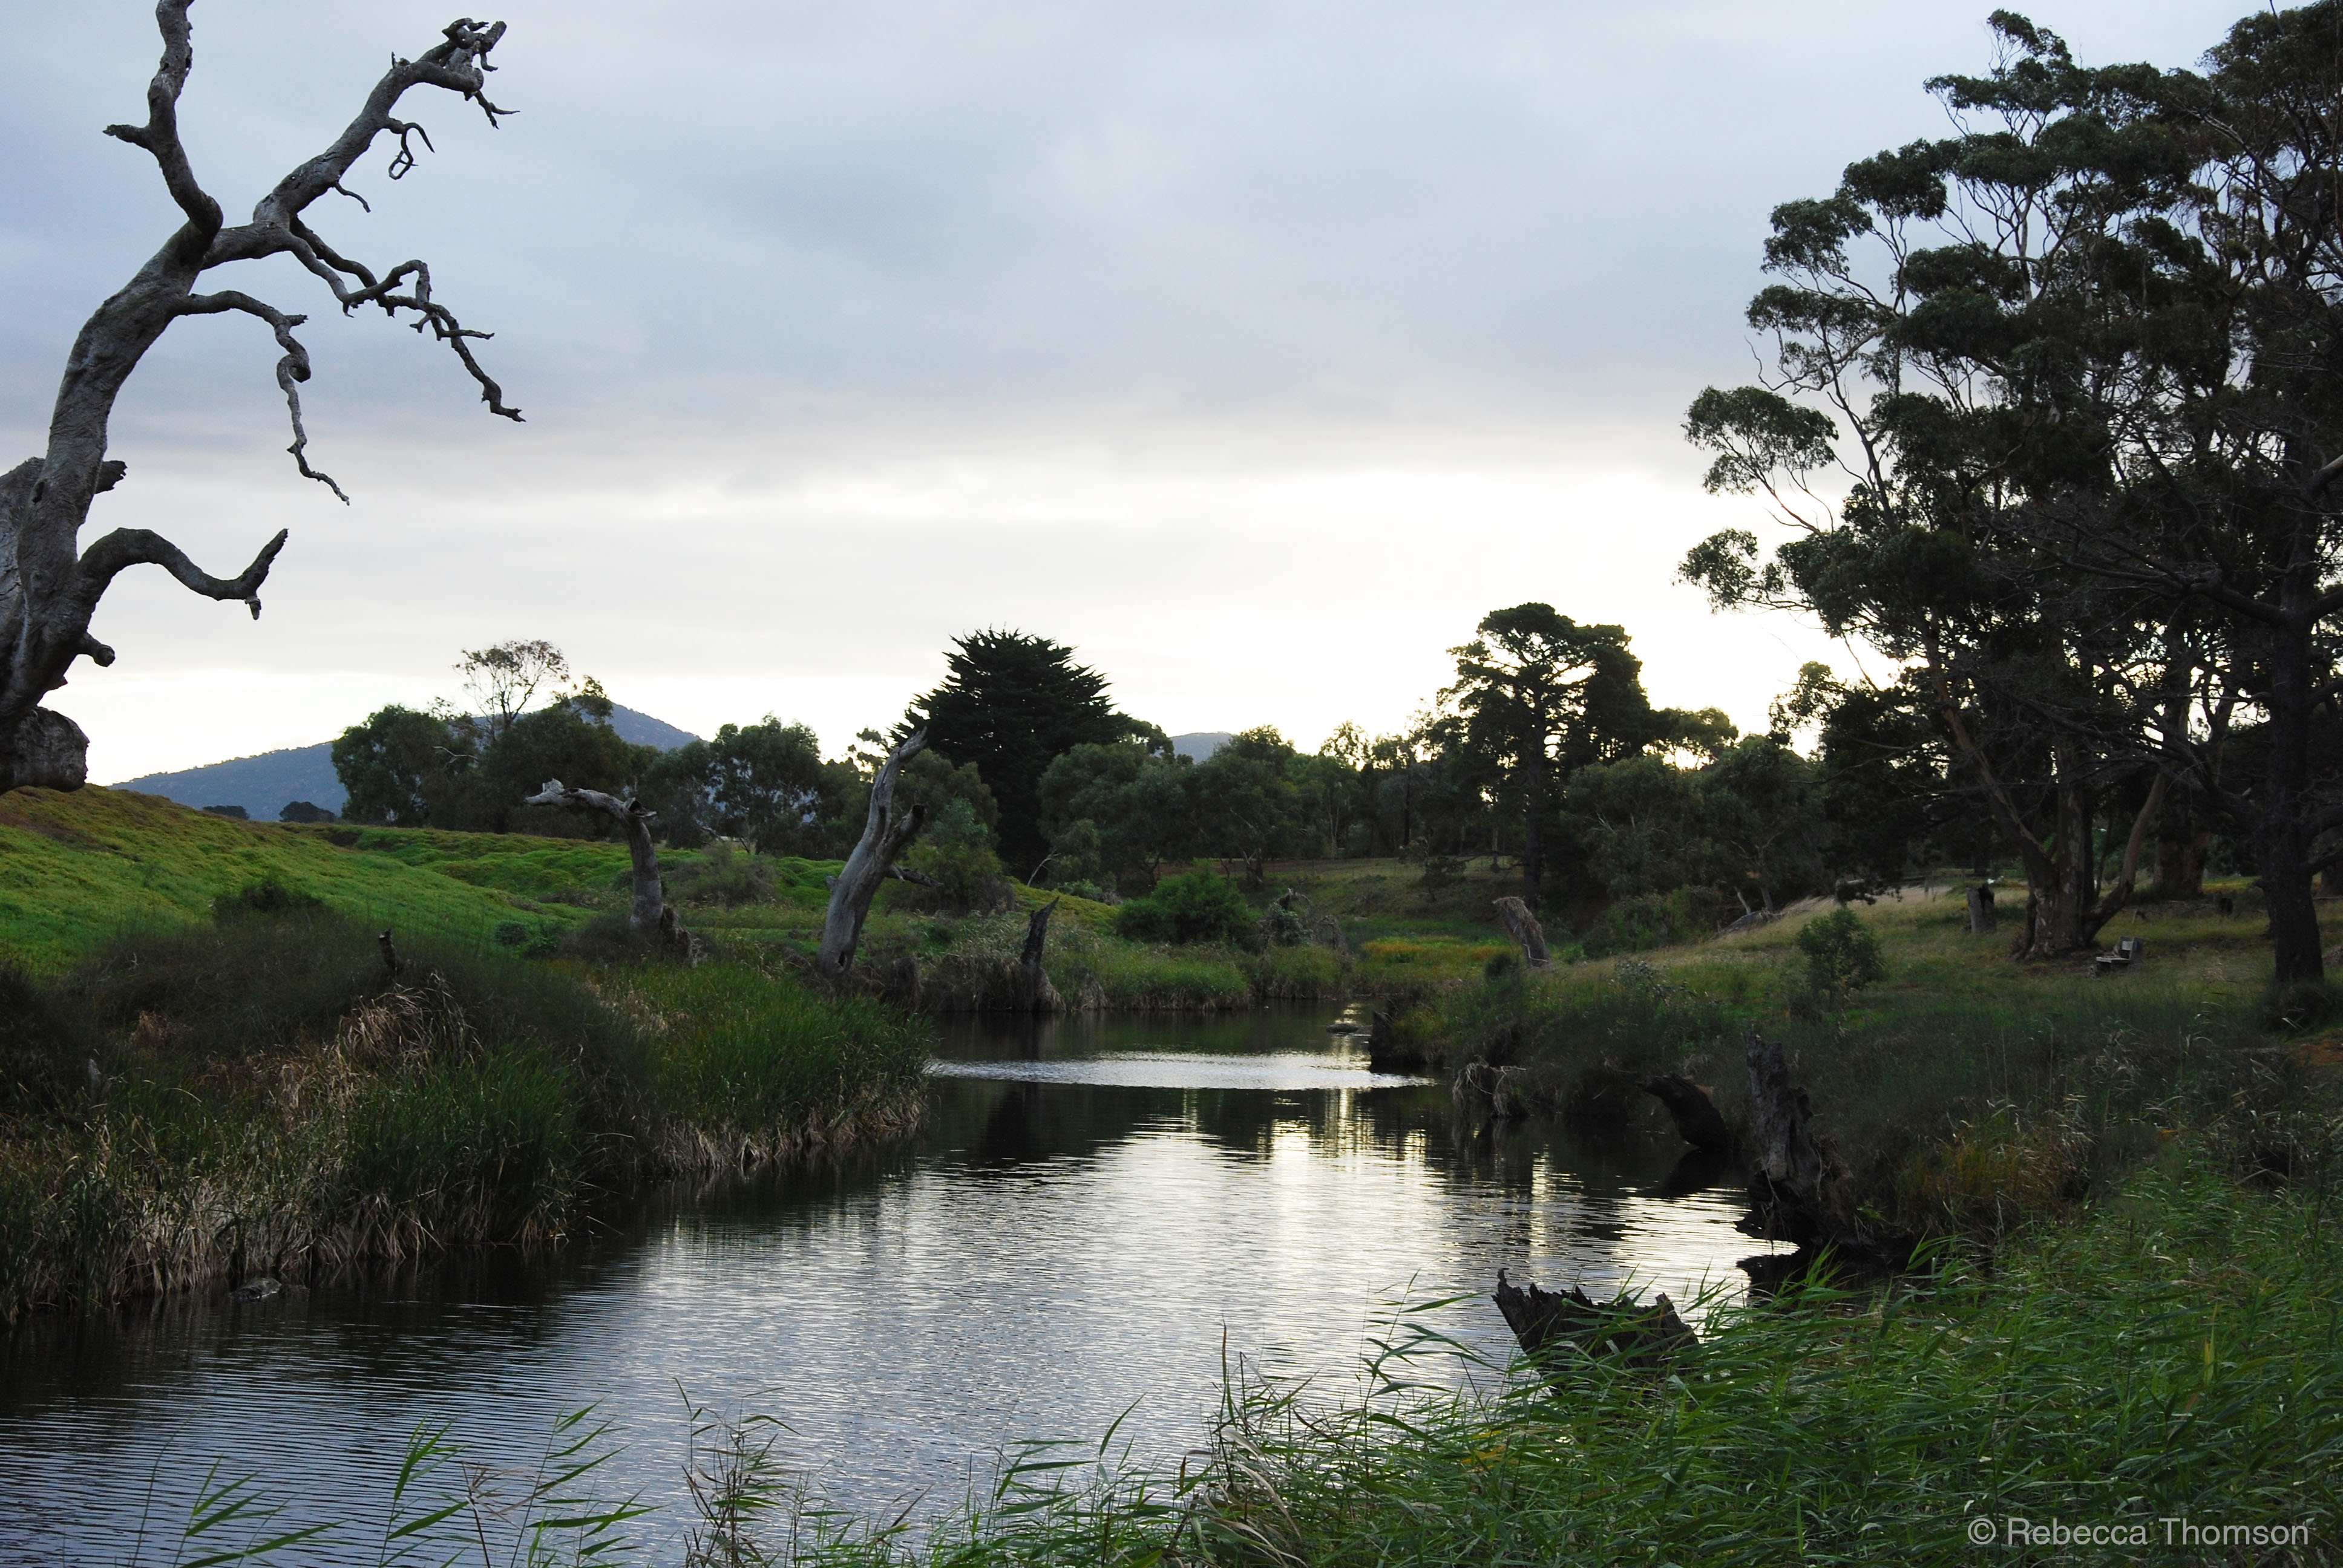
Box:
1014;899;1064;1014
1739;1030;1910;1273
1491;897;1551;969
1459;1060;1533;1118
817;731;928;981
1493;1270;1694;1373
1639;1074;1733;1152
526;781;666;932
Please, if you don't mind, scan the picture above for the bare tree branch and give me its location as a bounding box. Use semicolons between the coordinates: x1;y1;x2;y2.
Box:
175;290;348;501
100;2;220;250
74;526;289;618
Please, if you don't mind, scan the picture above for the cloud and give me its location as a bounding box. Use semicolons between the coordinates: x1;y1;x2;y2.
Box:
0;0;2248;780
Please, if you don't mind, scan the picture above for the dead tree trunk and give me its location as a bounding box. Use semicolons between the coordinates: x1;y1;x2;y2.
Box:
525;782;664;933
1492;896;1551;969
817;731;928;981
1740;1030;1909;1272
0;7;521;794
1965;884;1996;934
1014;898;1063;1013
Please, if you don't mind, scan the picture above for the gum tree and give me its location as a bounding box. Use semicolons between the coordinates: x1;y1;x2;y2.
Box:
0;4;521;793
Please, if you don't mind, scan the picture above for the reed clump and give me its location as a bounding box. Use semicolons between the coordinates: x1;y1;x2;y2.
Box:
0;908;930;1323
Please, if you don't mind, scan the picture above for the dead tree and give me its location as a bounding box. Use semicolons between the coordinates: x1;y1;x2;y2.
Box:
525;782;664;932
1492;896;1552;969
1014;898;1064;1013
817;731;928;981
0;6;520;794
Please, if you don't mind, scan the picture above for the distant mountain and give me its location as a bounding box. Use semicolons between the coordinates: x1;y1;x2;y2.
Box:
109;703;701;820
1170;731;1233;762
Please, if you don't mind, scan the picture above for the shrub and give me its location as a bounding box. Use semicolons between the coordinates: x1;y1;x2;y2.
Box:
1577;887;1723;957
1795;907;1887;1010
667;840;776;907
1114;871;1254;946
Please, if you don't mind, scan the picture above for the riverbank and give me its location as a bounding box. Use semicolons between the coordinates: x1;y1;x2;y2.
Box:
0;910;926;1324
1391;883;2341;1244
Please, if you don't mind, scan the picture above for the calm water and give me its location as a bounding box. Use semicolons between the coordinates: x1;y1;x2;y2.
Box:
0;1003;1760;1563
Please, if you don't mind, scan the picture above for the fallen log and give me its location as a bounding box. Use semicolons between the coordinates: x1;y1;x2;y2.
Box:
1493;1270;1694;1372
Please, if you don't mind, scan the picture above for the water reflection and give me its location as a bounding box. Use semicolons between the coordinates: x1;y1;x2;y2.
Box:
0;1005;1756;1564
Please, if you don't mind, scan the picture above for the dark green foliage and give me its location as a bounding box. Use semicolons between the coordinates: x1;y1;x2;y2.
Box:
218;876;326;920
900;796;1008;912
1038;742;1194;890
1114;871;1256;946
198;803;248;820
1576;887;1725;958
1795;907;1887;1007
1190;727;1308;883
666;840;776;906
911;629;1151;869
332;704;453;827
649;717;836;855
277;800;336;823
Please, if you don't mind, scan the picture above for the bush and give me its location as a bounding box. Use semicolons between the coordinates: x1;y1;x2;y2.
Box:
1115;871;1255;946
667;840;776;907
1577;887;1723;958
1795;907;1887;1010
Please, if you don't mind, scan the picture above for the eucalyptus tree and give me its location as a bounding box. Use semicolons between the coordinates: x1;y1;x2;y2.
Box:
0;6;521;795
1678;13;2200;960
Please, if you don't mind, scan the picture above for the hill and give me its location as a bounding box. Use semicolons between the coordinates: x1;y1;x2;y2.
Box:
1170;731;1232;761
108;703;701;819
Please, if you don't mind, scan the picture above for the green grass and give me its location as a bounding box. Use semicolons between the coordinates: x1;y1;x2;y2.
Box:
0;786;602;972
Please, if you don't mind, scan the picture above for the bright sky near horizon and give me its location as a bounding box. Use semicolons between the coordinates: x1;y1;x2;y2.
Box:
1;0;2249;782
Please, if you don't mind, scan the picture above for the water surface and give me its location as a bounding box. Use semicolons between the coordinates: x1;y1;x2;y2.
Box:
0;1003;1760;1562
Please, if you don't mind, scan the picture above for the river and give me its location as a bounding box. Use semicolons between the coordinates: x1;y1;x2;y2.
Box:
0;1002;1761;1563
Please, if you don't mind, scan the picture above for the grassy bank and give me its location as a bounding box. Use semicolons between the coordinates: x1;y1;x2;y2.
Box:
0;909;928;1324
1391;884;2341;1240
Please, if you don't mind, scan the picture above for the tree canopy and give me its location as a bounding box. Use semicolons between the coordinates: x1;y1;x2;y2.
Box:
911;629;1153;872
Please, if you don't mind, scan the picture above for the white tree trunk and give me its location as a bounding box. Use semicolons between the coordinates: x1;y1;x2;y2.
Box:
817;731;927;981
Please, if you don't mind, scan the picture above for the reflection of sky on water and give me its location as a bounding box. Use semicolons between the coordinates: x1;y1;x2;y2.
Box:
929;1050;1429;1089
0;1004;1761;1564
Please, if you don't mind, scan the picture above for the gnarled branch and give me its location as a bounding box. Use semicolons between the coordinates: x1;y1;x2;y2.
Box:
524;780;666;932
175;290;347;500
74;526;288;619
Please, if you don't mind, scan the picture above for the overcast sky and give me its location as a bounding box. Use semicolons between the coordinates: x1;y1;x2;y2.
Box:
0;0;2250;781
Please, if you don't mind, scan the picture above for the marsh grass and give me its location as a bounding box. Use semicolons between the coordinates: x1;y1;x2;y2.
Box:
630;960;929;1166
0;912;928;1322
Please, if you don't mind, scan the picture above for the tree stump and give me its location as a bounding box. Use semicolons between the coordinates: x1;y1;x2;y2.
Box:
1014;899;1064;1014
1493;1270;1694;1373
1492;896;1552;969
1966;884;1996;934
1739;1030;1912;1274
